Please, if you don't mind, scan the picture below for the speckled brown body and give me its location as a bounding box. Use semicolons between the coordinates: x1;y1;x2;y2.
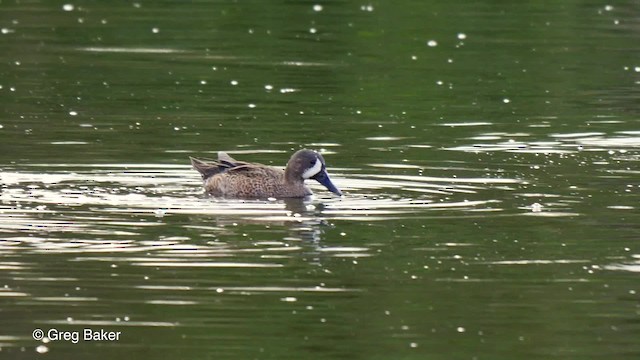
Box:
203;165;311;198
190;150;341;199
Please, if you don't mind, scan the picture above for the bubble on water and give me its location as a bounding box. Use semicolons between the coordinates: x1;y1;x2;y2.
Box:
230;80;238;86
457;326;466;333
248;103;256;108
62;4;74;11
313;4;323;11
604;5;613;11
154;209;166;217
361;4;374;11
152;27;160;34
281;297;297;302
200;80;207;85
531;203;543;212
411;55;417;60
1;28;15;34
503;98;511;103
309;27;317;34
634;66;640;72
264;84;273;90
69;110;78;116
427;40;438;47
410;342;418;348
216;288;224;293
457;33;467;40
36;345;49;354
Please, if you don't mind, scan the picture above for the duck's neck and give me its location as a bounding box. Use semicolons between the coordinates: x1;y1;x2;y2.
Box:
284;167;300;184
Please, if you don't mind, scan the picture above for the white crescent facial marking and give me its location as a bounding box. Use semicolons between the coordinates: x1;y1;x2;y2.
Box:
302;158;322;179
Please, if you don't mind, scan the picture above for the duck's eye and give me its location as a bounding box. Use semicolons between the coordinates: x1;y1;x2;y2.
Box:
309;160;316;165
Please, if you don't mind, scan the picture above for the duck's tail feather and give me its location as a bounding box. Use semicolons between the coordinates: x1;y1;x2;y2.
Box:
190;157;226;180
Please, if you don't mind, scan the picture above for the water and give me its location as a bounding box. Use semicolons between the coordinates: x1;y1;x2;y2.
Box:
1;1;639;359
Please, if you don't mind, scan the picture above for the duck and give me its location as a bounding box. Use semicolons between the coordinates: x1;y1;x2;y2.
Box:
190;149;342;198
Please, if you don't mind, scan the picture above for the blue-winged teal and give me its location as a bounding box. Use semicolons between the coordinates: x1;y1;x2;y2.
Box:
190;149;342;198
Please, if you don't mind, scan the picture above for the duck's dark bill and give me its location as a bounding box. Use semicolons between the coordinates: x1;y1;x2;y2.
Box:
312;170;342;196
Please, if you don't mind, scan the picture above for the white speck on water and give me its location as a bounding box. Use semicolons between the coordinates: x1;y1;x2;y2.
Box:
340;232;346;236
62;4;74;11
152;27;160;33
427;40;438;47
1;28;15;34
634;66;640;72
154;209;166;217
265;84;273;90
248;103;256;108
309;27;317;34
200;80;207;85
216;288;224;293
457;32;467;40
36;345;49;354
281;297;297;302
313;4;323;11
0;125;3;129
436;80;443;85
457;326;466;333
69;111;78;116
361;4;374;11
411;55;417;60
230;80;238;86
410;342;418;348
604;5;613;11
503;98;511;103
531;203;543;212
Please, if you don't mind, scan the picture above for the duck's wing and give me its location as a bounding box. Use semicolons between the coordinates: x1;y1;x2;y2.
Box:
190;152;257;179
217;151;239;167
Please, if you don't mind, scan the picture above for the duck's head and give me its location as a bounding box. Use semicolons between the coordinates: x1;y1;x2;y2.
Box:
286;149;342;196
